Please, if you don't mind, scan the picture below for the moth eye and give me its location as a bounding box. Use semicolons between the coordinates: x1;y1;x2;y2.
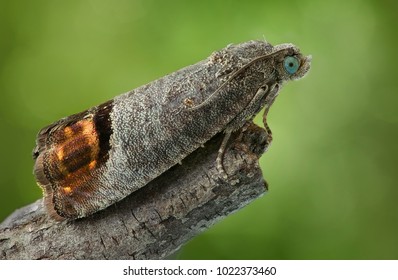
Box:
283;56;300;75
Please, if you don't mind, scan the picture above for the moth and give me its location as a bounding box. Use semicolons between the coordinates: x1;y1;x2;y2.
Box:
33;40;311;220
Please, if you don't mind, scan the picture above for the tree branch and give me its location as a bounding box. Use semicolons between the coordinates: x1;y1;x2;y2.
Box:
0;122;269;260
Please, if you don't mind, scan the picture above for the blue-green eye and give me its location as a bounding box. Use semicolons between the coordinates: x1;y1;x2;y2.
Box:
283;56;300;75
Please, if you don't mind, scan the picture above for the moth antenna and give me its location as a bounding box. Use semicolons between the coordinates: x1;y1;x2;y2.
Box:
188;49;284;111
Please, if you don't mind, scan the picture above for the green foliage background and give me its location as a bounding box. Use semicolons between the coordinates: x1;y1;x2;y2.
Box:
1;0;397;259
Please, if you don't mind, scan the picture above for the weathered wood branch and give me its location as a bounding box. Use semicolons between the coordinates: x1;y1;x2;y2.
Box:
0;122;269;260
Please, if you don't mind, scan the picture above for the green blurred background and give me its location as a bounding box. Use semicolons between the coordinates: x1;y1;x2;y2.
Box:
1;0;397;259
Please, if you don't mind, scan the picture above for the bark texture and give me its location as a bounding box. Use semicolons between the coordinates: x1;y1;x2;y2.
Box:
0;122;269;260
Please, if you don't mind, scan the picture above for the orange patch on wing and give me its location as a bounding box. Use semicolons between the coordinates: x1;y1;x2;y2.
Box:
56;147;64;161
34;100;113;219
64;126;73;138
62;186;73;194
88;160;97;170
47;118;101;183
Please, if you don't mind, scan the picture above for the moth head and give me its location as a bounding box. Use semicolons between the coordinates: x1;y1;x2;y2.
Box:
272;43;311;82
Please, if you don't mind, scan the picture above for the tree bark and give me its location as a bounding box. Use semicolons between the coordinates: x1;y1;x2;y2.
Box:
0;122;270;260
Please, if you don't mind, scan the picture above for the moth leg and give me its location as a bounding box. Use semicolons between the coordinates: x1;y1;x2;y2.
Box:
216;85;271;180
216;131;232;180
263;121;273;152
216;122;254;180
260;84;280;152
